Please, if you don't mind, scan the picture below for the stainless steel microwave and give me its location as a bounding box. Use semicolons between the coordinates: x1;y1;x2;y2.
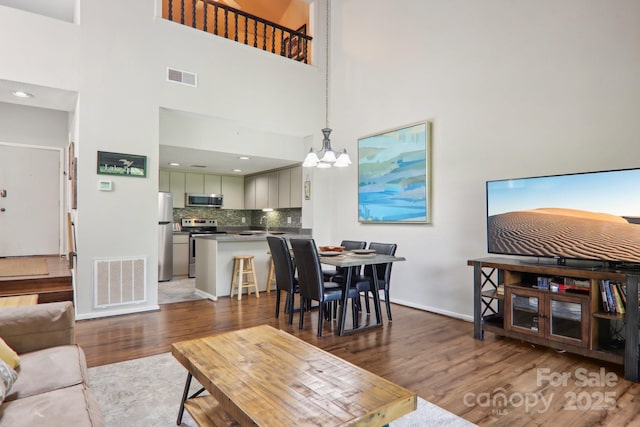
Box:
185;193;223;208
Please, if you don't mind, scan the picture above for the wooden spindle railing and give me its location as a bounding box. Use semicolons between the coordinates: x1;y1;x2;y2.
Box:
163;0;312;64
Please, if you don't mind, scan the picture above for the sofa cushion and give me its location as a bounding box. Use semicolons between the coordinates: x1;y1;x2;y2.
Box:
0;302;75;354
0;338;19;369
0;359;17;404
5;345;86;402
0;383;105;426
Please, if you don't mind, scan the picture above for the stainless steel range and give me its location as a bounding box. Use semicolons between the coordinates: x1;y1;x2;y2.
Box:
181;218;226;278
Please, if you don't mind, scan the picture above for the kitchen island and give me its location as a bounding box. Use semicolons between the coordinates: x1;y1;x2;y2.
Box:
194;232;310;300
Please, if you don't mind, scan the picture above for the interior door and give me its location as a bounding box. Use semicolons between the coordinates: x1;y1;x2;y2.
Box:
0;144;61;257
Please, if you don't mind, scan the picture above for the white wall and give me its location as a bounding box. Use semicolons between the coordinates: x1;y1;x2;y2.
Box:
316;0;640;320
0;104;69;147
0;0;326;318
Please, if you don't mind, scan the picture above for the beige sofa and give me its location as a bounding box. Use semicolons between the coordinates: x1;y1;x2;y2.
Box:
0;301;104;426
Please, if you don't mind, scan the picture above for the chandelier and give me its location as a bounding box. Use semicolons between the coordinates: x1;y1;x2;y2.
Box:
303;0;351;169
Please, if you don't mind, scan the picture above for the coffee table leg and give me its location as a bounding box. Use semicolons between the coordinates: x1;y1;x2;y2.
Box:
177;373;192;425
177;373;207;425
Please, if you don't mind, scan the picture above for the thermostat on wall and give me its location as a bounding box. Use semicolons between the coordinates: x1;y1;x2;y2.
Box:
98;180;113;191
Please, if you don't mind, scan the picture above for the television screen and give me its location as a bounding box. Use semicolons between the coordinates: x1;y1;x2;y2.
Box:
486;168;640;266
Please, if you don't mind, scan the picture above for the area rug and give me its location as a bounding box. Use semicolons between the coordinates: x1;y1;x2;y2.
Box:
0;257;48;277
88;352;475;427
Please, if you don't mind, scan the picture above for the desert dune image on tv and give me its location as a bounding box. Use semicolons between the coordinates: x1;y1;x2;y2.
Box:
487;169;640;264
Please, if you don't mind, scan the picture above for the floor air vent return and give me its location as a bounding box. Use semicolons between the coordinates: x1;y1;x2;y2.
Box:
167;68;197;87
94;257;146;308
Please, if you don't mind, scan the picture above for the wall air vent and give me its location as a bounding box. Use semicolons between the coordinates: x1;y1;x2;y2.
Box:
167;68;197;87
94;257;146;308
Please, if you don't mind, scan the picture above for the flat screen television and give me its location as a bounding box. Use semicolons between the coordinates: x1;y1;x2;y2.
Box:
486;167;640;268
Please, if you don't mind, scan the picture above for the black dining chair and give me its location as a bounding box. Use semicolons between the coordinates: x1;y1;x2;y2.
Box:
290;238;360;337
351;242;397;321
322;240;366;282
266;236;300;325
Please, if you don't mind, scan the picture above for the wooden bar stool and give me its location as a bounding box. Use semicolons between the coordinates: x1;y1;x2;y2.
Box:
230;255;260;300
266;257;276;293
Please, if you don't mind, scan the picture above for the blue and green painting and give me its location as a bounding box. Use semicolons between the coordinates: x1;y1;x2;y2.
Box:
358;122;428;223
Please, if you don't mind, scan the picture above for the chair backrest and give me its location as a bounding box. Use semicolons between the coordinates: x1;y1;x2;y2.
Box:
364;242;397;286
290;238;324;302
341;240;366;251
338;240;366;274
267;236;297;293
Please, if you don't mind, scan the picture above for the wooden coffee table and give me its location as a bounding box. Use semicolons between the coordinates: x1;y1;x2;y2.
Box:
172;325;416;426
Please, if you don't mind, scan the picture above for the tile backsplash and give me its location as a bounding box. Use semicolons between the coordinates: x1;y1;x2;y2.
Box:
174;208;302;229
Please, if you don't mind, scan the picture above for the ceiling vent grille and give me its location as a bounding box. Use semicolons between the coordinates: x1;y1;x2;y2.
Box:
167;68;197;87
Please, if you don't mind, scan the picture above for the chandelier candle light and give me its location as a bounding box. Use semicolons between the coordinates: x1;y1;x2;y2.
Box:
303;0;351;169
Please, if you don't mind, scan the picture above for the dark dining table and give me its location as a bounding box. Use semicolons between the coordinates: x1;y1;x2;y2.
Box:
319;252;406;336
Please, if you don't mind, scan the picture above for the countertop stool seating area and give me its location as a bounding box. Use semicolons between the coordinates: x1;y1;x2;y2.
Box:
266;236;301;325
229;255;260;300
290;238;360;337
352;242;398;321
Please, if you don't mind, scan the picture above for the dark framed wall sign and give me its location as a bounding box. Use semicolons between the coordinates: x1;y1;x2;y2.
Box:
358;121;432;223
97;151;147;177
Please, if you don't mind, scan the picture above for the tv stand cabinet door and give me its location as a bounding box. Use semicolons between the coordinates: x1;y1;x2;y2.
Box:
505;286;544;338
546;292;590;348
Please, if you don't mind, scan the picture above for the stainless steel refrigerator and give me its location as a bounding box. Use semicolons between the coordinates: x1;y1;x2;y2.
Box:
158;192;173;281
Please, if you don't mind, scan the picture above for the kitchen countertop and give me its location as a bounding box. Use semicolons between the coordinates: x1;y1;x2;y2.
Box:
193;232;311;242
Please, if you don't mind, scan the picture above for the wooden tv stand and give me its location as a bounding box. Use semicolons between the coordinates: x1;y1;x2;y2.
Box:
468;257;640;382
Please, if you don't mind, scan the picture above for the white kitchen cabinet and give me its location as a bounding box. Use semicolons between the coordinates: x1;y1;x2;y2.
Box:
221;175;244;209
244;175;256;209
290;166;302;208
255;174;269;209
277;166;302;208
204;174;222;194
246;167;301;210
185;173;204;194
159;170;170;192
267;172;279;209
278;169;291;208
172;233;189;276
169;171;186;208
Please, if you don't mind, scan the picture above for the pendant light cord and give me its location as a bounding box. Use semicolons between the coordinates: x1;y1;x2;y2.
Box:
325;0;330;129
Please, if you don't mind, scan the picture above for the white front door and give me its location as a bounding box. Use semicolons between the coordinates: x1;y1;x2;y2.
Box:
0;143;61;257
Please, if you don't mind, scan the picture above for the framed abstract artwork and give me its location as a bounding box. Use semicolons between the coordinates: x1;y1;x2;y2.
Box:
358;121;432;223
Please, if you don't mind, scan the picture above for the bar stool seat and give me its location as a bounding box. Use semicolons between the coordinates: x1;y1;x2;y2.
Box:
230;255;260;300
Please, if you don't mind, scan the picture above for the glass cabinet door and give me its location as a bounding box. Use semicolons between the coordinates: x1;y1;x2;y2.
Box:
510;292;540;332
548;296;587;346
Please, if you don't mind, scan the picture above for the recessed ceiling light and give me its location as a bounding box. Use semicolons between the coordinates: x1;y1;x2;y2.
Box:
168;162;180;166
11;90;34;98
233;169;242;172
239;156;250;160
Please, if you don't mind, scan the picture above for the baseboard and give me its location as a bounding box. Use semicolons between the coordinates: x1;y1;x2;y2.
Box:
194;289;217;301
390;297;473;323
76;304;160;320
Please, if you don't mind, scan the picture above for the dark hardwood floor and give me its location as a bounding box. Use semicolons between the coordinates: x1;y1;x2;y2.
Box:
76;294;640;426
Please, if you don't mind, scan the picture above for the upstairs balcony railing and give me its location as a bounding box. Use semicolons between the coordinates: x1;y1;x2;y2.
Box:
163;0;312;64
